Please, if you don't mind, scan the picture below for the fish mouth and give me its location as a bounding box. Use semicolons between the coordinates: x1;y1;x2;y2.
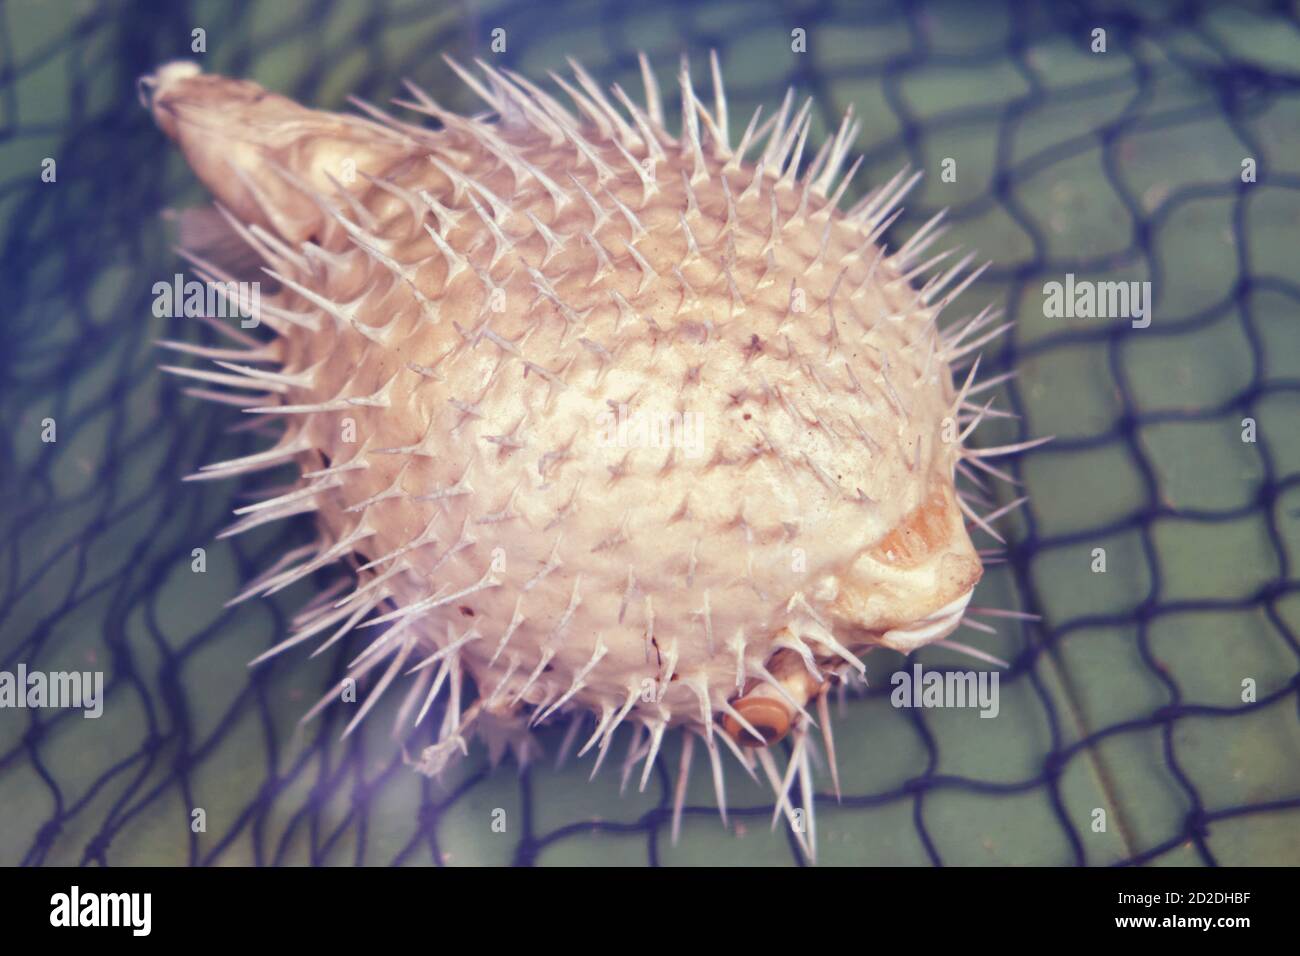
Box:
723;586;977;748
138;61;201;108
874;587;975;654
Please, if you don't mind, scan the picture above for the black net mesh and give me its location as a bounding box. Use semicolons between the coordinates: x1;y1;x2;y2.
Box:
2;0;1298;866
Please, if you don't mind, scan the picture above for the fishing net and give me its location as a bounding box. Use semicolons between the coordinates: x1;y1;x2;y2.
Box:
2;0;1298;866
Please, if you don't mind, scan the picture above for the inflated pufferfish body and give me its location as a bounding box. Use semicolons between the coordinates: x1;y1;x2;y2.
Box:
145;54;1023;857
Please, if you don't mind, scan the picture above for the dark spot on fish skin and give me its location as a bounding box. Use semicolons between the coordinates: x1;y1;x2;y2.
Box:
459;605;474;616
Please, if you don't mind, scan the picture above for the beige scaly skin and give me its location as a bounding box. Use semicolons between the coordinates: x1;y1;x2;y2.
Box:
144;54;1032;859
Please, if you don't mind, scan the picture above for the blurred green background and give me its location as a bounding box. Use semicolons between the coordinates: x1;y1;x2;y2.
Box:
1;0;1298;866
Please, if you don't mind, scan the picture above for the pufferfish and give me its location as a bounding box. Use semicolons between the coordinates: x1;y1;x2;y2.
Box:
142;53;1039;860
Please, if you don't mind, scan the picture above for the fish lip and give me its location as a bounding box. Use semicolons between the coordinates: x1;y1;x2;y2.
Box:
875;588;975;653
